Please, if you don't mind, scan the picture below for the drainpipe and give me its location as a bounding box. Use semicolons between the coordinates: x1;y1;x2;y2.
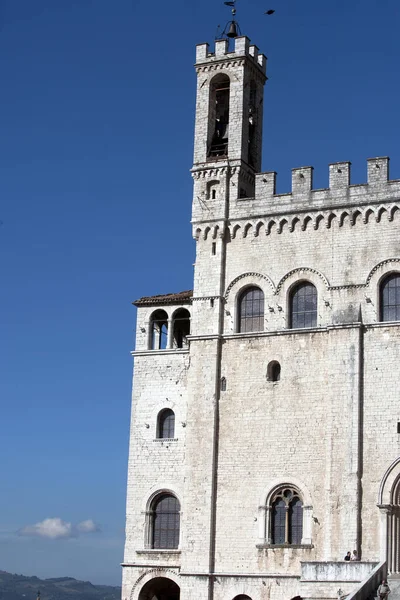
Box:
208;161;230;600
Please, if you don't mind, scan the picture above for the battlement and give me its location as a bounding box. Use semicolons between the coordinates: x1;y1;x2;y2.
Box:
195;36;267;75
255;157;395;202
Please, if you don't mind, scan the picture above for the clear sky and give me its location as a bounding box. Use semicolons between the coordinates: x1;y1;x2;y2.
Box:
1;0;399;587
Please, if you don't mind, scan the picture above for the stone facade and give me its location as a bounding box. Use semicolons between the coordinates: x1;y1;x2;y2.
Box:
122;33;400;600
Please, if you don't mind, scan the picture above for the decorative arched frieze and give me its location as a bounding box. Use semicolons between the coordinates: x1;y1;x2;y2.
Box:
225;272;276;299
363;208;374;224
326;213;337;229
129;569;181;600
243;223;253;238
376;206;388;223
276;267;330;295
254;221;264;237
351;210;362;226
290;216;300;232
278;218;288;234
301;215;312;231
365;258;400;288
227;203;400;239
314;214;324;230
212;225;220;239
231;224;241;239
389;205;399;221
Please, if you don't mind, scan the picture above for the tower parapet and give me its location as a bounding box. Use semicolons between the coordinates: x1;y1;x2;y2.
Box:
195;37;267;74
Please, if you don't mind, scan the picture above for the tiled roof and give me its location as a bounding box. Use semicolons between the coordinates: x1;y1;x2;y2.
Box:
133;290;193;307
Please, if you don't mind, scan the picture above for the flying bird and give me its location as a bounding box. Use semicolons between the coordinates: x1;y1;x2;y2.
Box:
224;2;235;6
265;9;275;15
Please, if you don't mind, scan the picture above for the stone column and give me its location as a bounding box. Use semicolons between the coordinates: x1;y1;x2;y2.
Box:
378;505;391;568
167;318;173;349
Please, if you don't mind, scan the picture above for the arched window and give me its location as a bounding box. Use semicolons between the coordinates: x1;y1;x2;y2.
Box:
157;409;175;439
238;286;264;333
150;310;168;350
151;494;180;549
267;361;281;382
290;282;317;329
380;273;400;322
271;488;303;545
172;308;190;349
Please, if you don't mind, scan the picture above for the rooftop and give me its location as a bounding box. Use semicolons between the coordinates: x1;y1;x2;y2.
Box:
133;290;193;307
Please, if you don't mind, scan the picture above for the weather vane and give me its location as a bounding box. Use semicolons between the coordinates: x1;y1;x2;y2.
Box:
216;0;275;40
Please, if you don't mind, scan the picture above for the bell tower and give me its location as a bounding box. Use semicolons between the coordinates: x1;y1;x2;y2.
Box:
191;35;267;224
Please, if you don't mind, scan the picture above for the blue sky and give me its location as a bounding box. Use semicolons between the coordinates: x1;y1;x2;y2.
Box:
0;0;399;587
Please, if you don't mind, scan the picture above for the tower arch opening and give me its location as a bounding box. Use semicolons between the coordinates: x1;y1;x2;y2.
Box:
207;74;230;158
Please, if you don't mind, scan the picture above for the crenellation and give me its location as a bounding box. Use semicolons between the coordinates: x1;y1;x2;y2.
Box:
215;39;228;57
367;156;390;184
292;166;314;194
329;161;351;188
255;171;277;198
195;36;267;75
249;44;259;60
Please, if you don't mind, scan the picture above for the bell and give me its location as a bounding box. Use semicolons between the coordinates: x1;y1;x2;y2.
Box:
227;21;238;38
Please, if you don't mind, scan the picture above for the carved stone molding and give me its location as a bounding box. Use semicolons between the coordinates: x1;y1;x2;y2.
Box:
129;568;181;600
276;267;330;294
225;272;276;299
366;258;400;286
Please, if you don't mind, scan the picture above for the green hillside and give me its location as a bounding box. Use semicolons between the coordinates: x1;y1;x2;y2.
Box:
0;571;121;600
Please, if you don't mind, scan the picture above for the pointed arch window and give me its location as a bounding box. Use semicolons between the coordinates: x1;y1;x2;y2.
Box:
238;286;264;333
271;488;303;545
150;494;180;549
380;273;400;322
290;282;317;329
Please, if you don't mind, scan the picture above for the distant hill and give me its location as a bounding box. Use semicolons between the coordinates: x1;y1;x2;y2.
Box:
0;571;121;600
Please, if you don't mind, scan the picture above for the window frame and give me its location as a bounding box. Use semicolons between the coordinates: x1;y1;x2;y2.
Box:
157;409;175;440
237;286;265;333
147;492;181;550
289;281;318;329
380;272;400;322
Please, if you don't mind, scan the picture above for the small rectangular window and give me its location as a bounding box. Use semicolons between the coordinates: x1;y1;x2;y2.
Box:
397;422;400;434
212;242;216;255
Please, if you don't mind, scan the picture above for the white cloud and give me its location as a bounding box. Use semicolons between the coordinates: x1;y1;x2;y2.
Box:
18;518;101;540
19;518;73;540
76;519;101;534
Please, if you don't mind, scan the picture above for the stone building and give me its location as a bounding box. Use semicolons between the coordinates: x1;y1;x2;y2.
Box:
122;28;400;600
